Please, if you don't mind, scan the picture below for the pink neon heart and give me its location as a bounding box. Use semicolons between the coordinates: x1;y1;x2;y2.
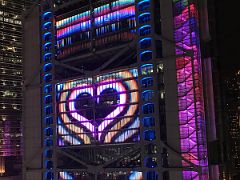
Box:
68;79;127;140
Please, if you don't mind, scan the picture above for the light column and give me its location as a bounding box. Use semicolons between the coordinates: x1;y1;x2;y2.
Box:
41;3;55;180
136;0;162;179
173;0;209;179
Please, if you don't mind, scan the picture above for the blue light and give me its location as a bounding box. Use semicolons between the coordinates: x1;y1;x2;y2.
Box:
140;50;152;61
44;94;52;104
44;73;52;83
44;149;53;158
45;127;53;136
43;12;52;20
141;76;153;81
44;84;52;94
44;138;53;147
45;171;54;180
138;12;150;18
45;105;52;108
142;89;152;94
43;32;51;40
45;116;53;125
44;53;52;57
44;95;52;98
143;102;153;106
144;130;156;141
138;0;150;11
45;160;53;169
44;42;51;47
44;32;51;36
43;22;52;29
140;50;152;54
140;63;152;68
56;83;63;92
139;24;151;31
44;53;52;62
139;37;151;43
44;63;52;72
138;0;150;5
143;116;155;127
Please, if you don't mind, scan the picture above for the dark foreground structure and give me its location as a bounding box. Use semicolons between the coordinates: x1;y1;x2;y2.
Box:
23;0;219;179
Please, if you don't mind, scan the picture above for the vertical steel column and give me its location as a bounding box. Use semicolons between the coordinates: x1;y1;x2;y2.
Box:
41;1;56;179
135;0;162;179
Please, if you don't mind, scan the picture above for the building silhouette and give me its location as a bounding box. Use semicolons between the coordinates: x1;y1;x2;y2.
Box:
23;0;218;179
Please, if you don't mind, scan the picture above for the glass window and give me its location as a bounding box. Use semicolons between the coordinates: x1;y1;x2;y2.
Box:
141;64;153;75
142;90;154;101
142;103;154;114
141;77;153;88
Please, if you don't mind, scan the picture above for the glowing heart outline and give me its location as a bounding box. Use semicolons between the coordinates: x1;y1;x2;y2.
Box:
68;79;127;140
57;70;139;145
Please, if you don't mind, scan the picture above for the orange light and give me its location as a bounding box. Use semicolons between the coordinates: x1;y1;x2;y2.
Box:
0;157;5;175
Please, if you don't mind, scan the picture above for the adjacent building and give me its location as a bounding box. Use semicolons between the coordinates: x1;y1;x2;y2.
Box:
0;0;32;176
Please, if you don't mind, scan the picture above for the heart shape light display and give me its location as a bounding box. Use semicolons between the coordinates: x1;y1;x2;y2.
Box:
57;70;139;145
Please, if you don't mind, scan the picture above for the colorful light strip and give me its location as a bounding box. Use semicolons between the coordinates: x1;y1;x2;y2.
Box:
94;6;135;27
59;171;142;179
56;0;135;28
94;4;110;17
111;0;135;10
173;0;209;179
57;20;91;39
56;11;90;29
56;6;135;39
114;118;139;143
58;119;82;146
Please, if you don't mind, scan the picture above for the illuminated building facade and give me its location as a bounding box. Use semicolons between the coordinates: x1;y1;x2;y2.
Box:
0;0;32;176
23;0;214;179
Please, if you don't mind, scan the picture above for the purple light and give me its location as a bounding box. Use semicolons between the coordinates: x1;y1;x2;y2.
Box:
68;86;95;133
97;79;127;139
68;80;127;140
173;1;209;179
56;6;135;39
57;70;139;145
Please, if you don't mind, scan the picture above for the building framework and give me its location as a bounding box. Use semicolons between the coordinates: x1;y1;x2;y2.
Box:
23;0;211;179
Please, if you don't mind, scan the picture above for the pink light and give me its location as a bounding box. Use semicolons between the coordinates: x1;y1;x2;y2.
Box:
58;82;91;144
174;1;209;179
57;70;139;144
103;71;138;143
68;87;95;133
56;6;135;39
57;20;91;39
97;79;127;140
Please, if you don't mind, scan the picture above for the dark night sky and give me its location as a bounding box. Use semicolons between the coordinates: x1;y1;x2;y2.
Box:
216;0;240;75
